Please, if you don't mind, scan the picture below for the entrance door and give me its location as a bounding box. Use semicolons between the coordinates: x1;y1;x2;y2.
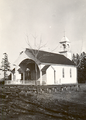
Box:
25;68;31;80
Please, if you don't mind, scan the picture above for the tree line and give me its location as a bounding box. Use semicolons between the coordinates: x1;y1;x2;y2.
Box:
72;52;86;83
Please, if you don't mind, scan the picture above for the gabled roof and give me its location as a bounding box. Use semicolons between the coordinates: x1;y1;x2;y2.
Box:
25;48;75;66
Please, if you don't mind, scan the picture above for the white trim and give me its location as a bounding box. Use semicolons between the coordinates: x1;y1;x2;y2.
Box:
40;63;76;67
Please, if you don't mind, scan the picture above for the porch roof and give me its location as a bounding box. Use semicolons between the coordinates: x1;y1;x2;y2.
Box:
41;65;50;71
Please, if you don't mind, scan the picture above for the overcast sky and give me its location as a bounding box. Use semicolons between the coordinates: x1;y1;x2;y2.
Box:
0;0;86;65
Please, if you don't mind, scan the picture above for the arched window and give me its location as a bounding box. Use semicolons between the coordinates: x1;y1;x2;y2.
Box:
70;68;72;77
62;68;64;78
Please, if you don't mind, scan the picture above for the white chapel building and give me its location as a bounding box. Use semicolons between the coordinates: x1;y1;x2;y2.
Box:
10;36;77;85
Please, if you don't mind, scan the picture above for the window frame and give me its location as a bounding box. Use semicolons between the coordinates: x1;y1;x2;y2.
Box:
62;68;65;78
70;68;72;78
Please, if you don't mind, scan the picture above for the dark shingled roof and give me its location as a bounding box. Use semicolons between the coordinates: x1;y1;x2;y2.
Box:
26;48;75;66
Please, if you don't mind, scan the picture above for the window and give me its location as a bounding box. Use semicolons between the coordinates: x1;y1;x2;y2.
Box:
54;70;56;83
70;68;72;77
62;68;64;78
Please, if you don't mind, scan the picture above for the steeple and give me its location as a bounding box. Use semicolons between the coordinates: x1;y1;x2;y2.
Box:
59;35;72;60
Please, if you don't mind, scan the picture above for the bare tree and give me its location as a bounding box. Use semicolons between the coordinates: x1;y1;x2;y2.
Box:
25;34;47;85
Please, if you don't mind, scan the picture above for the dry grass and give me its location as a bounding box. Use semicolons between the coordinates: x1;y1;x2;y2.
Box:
0;84;86;120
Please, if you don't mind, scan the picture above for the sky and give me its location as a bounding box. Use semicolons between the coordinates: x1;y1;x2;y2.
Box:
0;0;86;66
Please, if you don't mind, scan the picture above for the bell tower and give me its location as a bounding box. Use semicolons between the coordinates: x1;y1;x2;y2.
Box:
59;35;72;60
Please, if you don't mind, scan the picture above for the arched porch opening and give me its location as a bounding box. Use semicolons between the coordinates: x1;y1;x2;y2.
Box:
19;59;40;84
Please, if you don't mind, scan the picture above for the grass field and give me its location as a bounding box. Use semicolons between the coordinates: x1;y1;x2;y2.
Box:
0;84;86;120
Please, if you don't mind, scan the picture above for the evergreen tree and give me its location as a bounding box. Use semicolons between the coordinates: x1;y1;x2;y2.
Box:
1;53;10;80
82;52;86;56
76;53;80;65
78;53;86;83
72;53;77;65
72;53;80;66
72;52;86;83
